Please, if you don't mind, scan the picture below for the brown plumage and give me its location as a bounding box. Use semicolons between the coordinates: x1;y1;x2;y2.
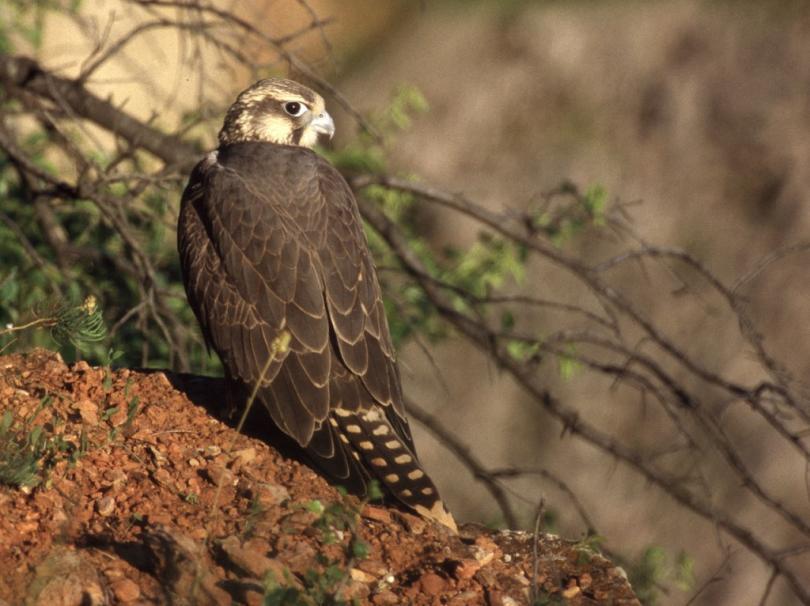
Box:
177;78;456;531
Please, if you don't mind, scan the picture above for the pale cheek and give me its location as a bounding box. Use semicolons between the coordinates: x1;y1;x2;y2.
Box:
298;127;319;149
255;115;292;144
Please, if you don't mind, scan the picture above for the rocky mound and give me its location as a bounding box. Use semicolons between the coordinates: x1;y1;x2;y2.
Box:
0;349;639;605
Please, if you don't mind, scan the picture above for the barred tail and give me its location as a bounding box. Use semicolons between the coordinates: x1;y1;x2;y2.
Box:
330;406;457;532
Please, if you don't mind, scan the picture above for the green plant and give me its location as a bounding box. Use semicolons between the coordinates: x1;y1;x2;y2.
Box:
0;395;81;489
262;484;380;605
0;295;106;355
627;546;695;606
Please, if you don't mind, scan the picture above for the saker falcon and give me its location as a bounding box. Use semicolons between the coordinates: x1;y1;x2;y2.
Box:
178;78;456;531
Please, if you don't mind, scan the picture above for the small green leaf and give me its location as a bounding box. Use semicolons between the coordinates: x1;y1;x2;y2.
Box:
305;499;324;515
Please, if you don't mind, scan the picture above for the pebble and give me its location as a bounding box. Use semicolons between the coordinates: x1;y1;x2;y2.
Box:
371;590;399;605
220;536;287;580
453;559;481;580
396;511;426;535
232;447;256;465
255;483;289;507
350;568;376;583
96;496;115;517
420;572;447;595
205;464;236;487
75;399;98;425
472;547;495;566
362;505;392;524
111;578;140;602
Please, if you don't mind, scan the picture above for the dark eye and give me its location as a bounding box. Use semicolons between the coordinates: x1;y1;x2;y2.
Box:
283;101;306;116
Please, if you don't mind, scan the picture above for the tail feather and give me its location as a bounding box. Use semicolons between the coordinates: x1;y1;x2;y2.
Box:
331;406;457;532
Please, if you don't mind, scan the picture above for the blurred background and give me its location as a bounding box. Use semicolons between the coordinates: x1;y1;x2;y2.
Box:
2;1;810;604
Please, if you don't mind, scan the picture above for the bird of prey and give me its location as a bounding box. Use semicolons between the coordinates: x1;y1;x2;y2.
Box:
178;78;456;531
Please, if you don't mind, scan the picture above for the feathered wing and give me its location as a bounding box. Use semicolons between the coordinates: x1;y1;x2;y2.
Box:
178;142;455;530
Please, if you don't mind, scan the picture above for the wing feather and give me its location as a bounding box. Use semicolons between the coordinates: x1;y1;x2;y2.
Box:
178;142;412;454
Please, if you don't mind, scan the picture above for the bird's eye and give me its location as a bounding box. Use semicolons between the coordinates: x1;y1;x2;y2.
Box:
283;101;307;117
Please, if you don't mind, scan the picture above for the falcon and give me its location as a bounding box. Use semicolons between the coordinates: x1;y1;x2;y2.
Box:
178;78;456;531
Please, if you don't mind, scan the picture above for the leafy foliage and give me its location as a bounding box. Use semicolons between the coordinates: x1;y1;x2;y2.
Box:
0;295;106;357
0;395;86;489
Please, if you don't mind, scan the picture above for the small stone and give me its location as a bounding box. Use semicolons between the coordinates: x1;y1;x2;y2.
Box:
219;535;291;582
579;572;592;590
106;470;127;490
96;496;115;517
205;464;235;487
357;559;387;577
153;371;172;387
472;547;494;567
204;445;222;458
475;567;498;587
371;590;399;605
255;483;289;507
243;537;272;555
453;559;481;580
420;572;446;595
474;535;499;552
362;505;392;524
30;550;105;605
396;511;426;535
111;578;140;602
350;568;375;583
561;583;581;599
153;468;173;488
245;589;264;606
17;521;38;533
75;399;98;424
232;447;256;465
109;408;128;427
104;567;124;580
502;554;512;563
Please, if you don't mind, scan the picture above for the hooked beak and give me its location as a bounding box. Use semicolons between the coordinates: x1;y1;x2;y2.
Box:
310;111;335;140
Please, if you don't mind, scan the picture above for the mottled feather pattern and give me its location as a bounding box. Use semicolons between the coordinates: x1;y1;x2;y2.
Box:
179;134;455;531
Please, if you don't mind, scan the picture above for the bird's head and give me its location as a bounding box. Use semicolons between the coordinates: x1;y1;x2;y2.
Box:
218;78;335;149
